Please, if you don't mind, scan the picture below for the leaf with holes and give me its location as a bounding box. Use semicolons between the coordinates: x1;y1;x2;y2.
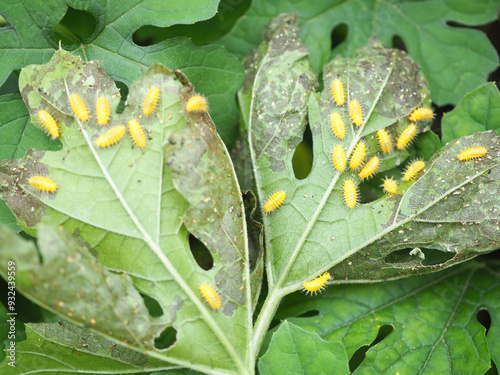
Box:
0;50;255;375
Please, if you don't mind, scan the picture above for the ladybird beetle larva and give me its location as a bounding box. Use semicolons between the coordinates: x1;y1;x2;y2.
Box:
95;125;126;148
332;145;346;172
186;95;209;113
358;156;379;179
343;179;358;209
29;175;57;193
330;112;345;140
95;96;111;125
349;141;366;170
128;119;146;149
349;100;363;126
409;107;433;122
303;272;330;294
403;160;425;182
382;178;399;195
263;191;286;213
330;79;345;106
377;128;393;153
37;110;60;138
457;146;488;161
143;86;161;116
199;283;221;310
70;94;89;122
396;123;417;150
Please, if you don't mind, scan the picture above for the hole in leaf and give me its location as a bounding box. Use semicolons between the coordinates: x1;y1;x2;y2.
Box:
349;325;394;372
384;248;455;265
0;71;20;95
154;326;177;350
189;234;213;270
114;81;129;114
292;123;313;179
0;15;8;27
420;248;455;266
141;294;163;318
297;309;319;318
477;309;491;335
331;23;348;50
53;7;97;46
392;34;407;52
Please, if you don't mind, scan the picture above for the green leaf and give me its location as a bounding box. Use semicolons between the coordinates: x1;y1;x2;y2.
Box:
0;50;253;374
258;321;349;375
275;261;499;375
221;0;499;105
441;83;500;144
0;0;243;145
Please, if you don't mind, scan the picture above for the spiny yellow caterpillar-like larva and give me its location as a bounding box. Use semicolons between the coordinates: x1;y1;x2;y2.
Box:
457;146;488;161
349;141;366;170
303;272;331;294
377;128;393;153
396;123;417;150
128;119;146;149
143;86;161;116
409;107;433;122
332;145;346;172
349;100;363;126
343;179;358;209
358;156;379;179
199;283;221;310
95;125;126;148
382;178;399;195
37;110;60;138
70;94;89;122
95;96;111;125
330;112;345;140
403;160;425;182
330;78;345;106
29;175;57;193
186;95;209;113
263;191;286;213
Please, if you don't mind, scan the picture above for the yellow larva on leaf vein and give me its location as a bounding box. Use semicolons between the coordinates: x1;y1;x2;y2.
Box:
382;178;399;195
349;141;366;170
303;272;330;294
330;79;345;106
330;112;345;140
199;283;221;310
96;96;111;125
458;146;488;161
37;110;60;138
409;107;433;122
263;191;286;213
186;95;209;113
332;145;346;172
343;179;357;209
95;125;126;148
143;86;161;116
377;128;393;153
29;175;57;193
128;119;146;149
70;94;89;122
349;100;363;126
403;160;425;182
358;156;379;179
397;123;417;150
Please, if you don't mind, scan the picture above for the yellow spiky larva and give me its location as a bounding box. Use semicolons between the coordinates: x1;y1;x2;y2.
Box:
199;283;221;310
143;86;161;116
330;112;345;140
382;178;399;195
349;140;366;170
70;94;89;122
37;110;60;138
95;96;111;125
403;160;425;182
28;175;57;193
303;272;331;294
409;107;433;122
396;123;417;150
377;128;393;153
343;179;358;209
349;100;363;126
330;79;345;106
332;145;346;172
457;146;488;161
263;191;286;213
186;95;209;113
128;119;146;149
95;125;126;148
358;156;379;179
